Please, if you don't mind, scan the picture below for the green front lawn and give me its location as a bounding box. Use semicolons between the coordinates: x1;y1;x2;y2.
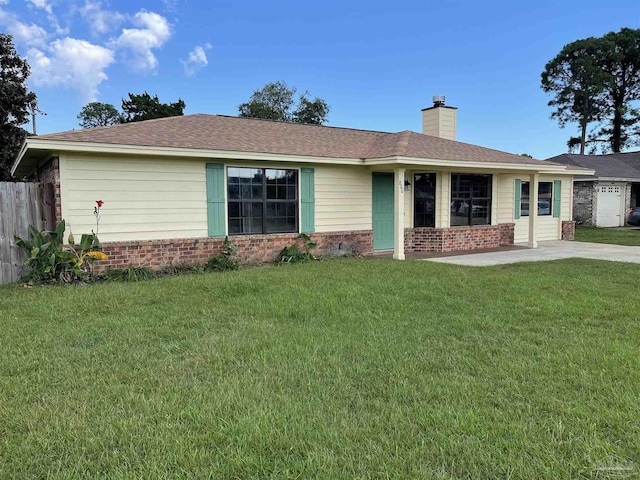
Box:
575;225;640;245
1;259;638;478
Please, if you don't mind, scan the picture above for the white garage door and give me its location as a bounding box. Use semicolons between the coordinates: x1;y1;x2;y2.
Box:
597;185;622;227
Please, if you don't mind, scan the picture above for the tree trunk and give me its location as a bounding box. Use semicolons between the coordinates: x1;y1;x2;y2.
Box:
612;107;623;152
580;122;587;155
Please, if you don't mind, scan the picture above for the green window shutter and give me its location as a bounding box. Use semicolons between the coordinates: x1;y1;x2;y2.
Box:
300;168;315;233
206;163;225;236
553;180;562;218
514;179;522;220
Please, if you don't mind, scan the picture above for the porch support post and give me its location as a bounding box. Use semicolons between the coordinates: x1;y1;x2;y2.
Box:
393;167;406;260
528;173;539;248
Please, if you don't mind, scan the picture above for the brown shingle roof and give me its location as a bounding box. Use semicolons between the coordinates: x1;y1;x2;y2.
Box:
33;113;547;165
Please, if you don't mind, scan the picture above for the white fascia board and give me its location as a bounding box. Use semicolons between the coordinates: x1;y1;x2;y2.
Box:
364;155;582;173
17;139;363;166
10;140;30;175
597;177;640;182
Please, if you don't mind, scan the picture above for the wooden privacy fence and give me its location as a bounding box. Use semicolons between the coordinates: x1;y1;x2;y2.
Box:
0;182;55;285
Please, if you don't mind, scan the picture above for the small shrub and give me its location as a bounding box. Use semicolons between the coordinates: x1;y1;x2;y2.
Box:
158;263;204;276
205;237;240;272
103;265;156;282
14;220;105;284
279;233;317;264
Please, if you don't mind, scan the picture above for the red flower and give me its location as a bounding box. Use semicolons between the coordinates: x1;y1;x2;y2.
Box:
96;200;104;207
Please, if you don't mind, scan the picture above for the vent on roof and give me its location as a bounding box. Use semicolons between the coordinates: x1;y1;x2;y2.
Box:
432;95;446;107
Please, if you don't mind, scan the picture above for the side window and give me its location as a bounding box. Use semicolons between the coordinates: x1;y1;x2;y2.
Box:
520;181;552;216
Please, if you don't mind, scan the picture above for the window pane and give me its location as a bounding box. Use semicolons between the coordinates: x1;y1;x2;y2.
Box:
228;219;241;234
450;200;470;226
228;184;240;200
227;167;297;235
471;200;490;225
249;217;262;233
521;181;530;216
538;183;552;216
228;202;240;218
450;174;492;226
414;173;436;227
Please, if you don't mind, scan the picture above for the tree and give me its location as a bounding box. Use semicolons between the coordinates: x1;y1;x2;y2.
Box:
541;37;607;155
293;93;330;125
595;28;640;153
120;92;186;123
77;102;120;129
0;34;37;180
542;28;640;154
238;81;330;125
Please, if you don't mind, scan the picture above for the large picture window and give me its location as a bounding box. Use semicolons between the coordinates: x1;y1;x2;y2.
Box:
521;181;552;216
414;173;436;227
450;174;492;226
227;167;298;235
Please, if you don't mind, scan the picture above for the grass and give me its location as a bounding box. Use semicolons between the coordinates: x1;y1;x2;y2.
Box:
575;225;640;245
0;258;639;478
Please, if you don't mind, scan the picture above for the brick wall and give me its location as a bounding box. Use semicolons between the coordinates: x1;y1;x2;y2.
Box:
34;157;62;225
95;230;374;271
573;181;596;226
561;220;575;240
405;223;515;253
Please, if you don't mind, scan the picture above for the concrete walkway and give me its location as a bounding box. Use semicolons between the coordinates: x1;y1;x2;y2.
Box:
424;241;640;266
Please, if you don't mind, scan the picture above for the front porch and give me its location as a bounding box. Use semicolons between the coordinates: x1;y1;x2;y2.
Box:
372;166;569;260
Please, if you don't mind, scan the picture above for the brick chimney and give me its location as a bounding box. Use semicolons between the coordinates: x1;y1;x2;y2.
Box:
421;95;457;140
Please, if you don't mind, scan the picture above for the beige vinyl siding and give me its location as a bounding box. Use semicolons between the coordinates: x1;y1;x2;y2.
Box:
315;165;371;232
404;172;412;229
60;153;209;242
560;176;572;221
438;171;449;227
498;174;572;243
496;174;515;225
61;155;374;241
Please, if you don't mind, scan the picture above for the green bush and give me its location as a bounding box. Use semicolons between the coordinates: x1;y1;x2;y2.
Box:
14;220;105;284
205;237;240;271
102;265;156;282
158;263;204;276
279;233;317;264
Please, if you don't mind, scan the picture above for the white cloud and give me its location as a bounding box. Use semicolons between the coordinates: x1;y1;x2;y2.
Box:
161;0;179;13
0;8;48;47
26;0;52;14
0;0;9;5
181;42;210;76
109;10;171;72
28;38;115;102
79;0;124;35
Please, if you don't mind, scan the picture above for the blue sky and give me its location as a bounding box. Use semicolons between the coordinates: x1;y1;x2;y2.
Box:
2;0;640;159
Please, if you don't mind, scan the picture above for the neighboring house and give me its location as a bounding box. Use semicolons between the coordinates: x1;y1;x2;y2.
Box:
547;152;640;227
12;98;590;268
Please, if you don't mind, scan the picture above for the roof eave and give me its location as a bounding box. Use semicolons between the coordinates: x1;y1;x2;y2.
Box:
364;156;591;173
14;139;365;167
14;139;597;176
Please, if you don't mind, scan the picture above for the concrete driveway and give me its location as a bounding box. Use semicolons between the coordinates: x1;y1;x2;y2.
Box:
424;241;640;266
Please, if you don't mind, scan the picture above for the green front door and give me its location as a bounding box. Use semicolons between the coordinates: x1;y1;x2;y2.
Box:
372;172;394;250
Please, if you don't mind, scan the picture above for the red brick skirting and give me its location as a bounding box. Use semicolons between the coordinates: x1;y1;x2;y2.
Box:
405;223;515;253
561;220;576;241
94;224;518;271
95;230;374;271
